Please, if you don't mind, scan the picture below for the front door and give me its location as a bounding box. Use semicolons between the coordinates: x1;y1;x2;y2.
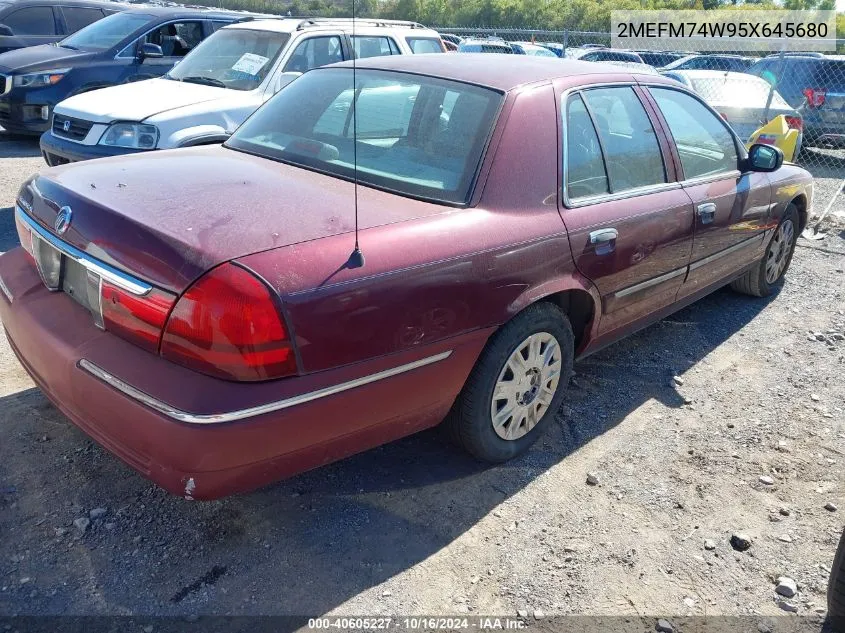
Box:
128;20;208;81
557;84;695;338
645;87;772;298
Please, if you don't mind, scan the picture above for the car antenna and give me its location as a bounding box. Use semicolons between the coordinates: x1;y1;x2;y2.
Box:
346;0;365;269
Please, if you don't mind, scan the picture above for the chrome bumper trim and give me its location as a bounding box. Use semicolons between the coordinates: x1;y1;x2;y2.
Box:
78;350;453;425
16;206;152;296
0;273;12;303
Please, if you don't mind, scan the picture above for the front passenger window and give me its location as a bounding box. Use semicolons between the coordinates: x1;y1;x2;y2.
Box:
145;21;204;57
650;88;738;180
284;36;344;73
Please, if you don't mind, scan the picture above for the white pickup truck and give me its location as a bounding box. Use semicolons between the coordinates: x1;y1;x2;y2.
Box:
39;17;445;164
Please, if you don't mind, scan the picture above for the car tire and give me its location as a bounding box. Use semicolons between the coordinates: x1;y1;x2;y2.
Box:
447;301;574;463
829;528;845;630
730;203;799;298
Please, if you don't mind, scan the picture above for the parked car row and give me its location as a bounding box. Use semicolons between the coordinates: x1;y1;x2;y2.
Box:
39;16;445;163
437;36;844;150
0;0;122;54
0;49;812;498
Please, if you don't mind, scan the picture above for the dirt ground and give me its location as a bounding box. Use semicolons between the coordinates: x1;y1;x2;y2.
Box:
0;132;843;625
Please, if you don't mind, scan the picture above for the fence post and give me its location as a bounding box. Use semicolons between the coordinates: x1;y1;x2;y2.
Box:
562;29;568;53
762;48;785;126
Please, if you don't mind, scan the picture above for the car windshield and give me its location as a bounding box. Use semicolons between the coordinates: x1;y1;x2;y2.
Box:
60;12;152;51
167;28;290;91
227;68;503;204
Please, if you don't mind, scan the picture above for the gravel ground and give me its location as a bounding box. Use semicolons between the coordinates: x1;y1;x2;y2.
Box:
0;131;843;623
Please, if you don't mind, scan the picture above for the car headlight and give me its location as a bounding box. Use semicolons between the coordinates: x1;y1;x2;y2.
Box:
13;68;70;88
99;123;159;149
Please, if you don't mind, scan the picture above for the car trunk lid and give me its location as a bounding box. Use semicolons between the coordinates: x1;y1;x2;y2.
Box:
23;145;361;293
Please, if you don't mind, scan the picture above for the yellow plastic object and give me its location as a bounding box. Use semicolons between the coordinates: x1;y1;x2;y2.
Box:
746;114;800;163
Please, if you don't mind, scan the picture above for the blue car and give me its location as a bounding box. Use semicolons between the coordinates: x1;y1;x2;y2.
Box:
0;7;248;134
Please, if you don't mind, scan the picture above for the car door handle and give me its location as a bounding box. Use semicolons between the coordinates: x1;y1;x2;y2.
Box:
697;203;717;224
589;228;618;255
589;228;618;244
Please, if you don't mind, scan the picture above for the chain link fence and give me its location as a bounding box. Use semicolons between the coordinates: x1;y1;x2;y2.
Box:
438;27;844;223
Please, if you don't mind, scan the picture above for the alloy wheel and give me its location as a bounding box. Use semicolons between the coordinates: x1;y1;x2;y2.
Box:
765;218;795;284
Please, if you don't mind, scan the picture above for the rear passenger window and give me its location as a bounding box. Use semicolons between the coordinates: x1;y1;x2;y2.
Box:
353;36;399;59
581;87;666;192
4;7;56;35
650;88;738;180
61;7;105;33
564;94;609;200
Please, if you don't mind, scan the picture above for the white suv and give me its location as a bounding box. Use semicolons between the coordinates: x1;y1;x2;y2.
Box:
39;18;445;164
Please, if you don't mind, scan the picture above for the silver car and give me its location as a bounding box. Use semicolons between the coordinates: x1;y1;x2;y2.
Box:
664;69;803;152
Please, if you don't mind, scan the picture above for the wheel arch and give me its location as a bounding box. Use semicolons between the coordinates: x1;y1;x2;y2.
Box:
506;275;601;356
789;193;809;233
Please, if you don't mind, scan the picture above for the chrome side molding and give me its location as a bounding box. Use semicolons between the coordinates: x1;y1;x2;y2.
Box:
78;350;453;425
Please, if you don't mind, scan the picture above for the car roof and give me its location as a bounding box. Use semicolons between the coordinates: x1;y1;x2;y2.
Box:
0;0;120;6
219;17;439;35
120;5;251;19
329;54;662;91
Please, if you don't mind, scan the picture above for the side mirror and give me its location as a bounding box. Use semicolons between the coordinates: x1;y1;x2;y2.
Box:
746;143;784;172
0;24;14;37
138;43;163;61
274;71;301;93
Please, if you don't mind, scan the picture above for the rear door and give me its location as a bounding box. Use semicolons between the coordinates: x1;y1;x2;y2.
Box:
58;6;108;36
645;86;772;299
557;83;695;337
129;19;209;79
0;5;59;48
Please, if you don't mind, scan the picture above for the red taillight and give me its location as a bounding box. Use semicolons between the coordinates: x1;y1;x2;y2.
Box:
101;282;175;353
160;263;296;382
803;88;826;108
785;115;803;131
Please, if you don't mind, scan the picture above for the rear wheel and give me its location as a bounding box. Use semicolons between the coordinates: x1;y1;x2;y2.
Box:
731;203;799;297
828;528;845;630
447;302;574;462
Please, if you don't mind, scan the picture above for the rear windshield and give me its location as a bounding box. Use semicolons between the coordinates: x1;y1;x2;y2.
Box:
60;12;152;51
749;58;844;92
167;28;290;91
406;37;443;54
227;68;503;204
818;60;845;90
689;75;790;108
459;43;512;54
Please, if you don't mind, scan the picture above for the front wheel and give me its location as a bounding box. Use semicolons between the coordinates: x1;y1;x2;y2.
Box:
447;302;574;462
731;203;799;297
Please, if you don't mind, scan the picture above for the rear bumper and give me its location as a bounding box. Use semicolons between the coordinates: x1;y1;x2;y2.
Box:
0;247;485;499
39;130;147;165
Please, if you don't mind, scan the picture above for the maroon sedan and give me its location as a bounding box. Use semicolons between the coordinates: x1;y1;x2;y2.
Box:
0;55;812;499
